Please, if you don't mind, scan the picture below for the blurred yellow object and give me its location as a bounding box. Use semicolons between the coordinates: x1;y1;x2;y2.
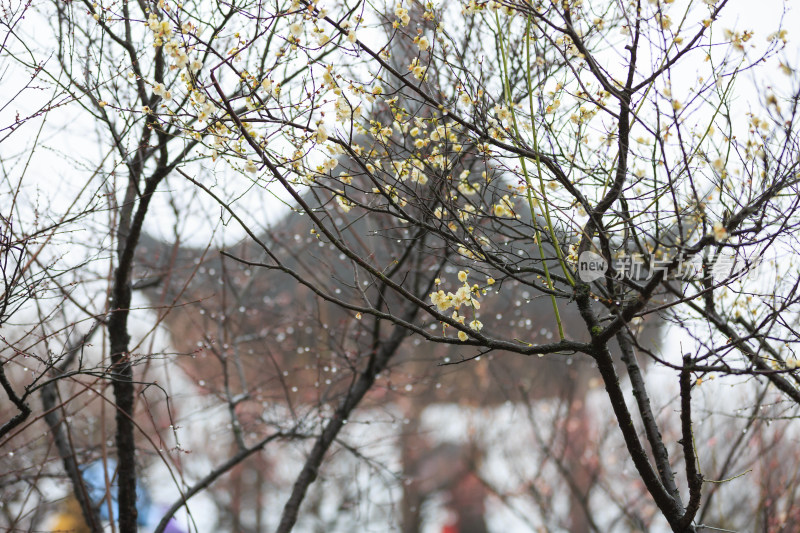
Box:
48;497;90;533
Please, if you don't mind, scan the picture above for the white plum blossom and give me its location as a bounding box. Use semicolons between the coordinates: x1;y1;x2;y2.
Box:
175;50;189;69
290;22;303;38
152;83;172;100
315;124;329;144
713;222;728;242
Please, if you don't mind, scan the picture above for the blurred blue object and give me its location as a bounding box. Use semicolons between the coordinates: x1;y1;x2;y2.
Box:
80;459;151;526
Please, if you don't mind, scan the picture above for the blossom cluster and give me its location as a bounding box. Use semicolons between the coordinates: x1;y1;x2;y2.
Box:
429;271;486;341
